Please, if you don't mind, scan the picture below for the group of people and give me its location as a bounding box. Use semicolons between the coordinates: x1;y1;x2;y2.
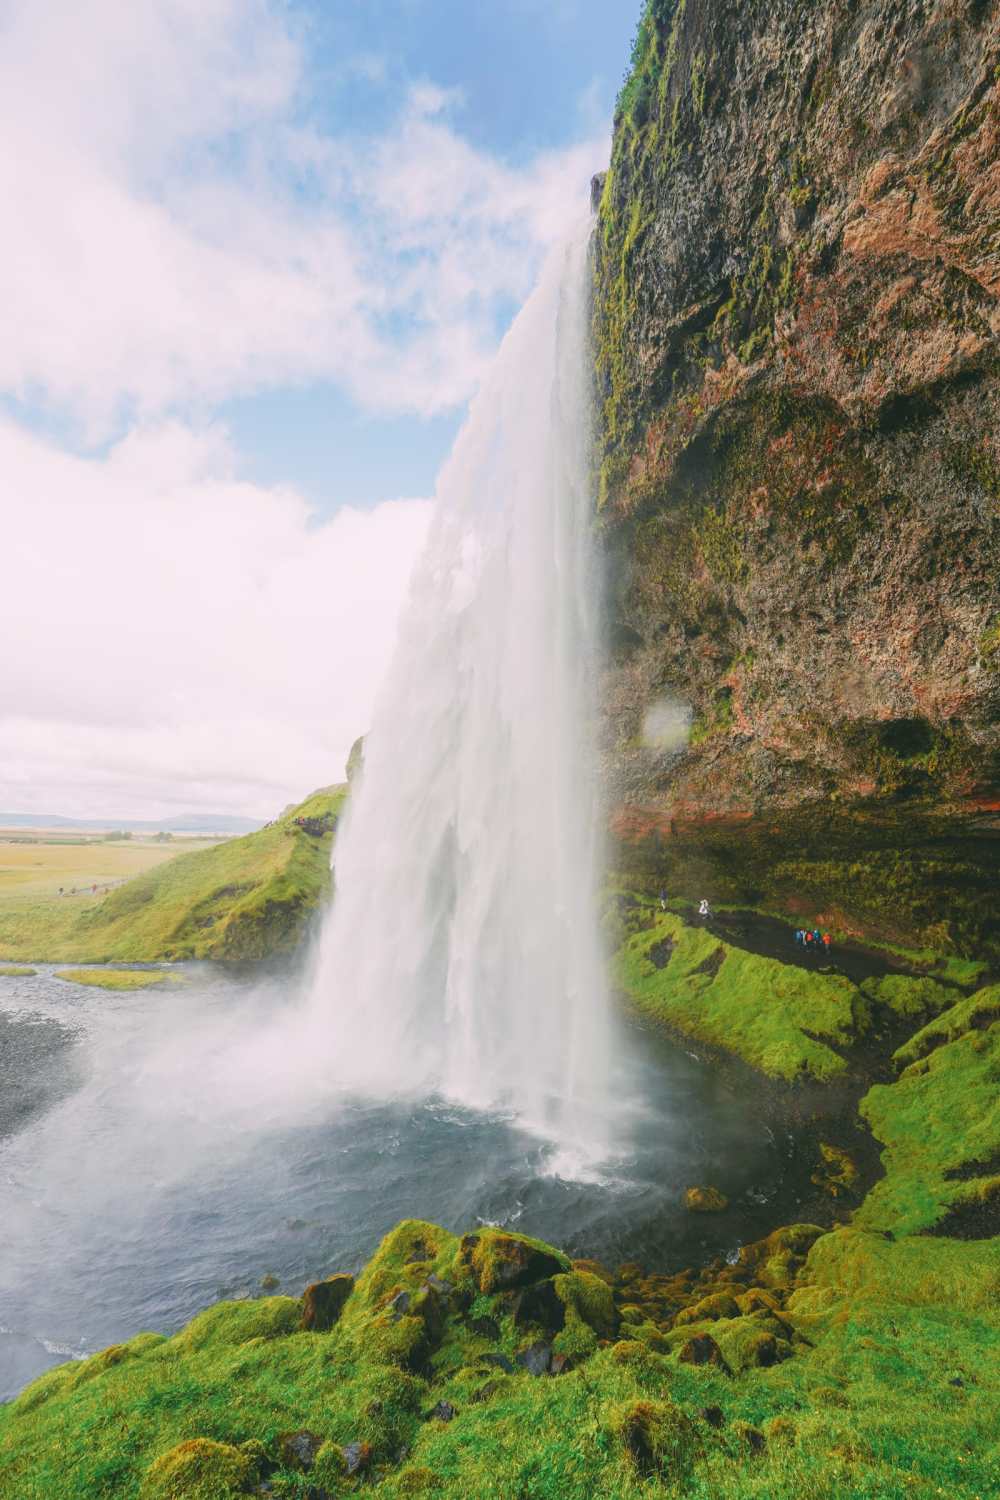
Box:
795;927;832;954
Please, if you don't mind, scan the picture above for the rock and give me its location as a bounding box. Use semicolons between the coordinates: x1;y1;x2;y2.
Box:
279;1431;324;1472
511;1279;566;1334
674;1291;740;1327
678;1334;730;1373
469;1378;505;1404
684;1186;729;1213
456;1230;568;1293
701;1406;725;1429
468;1315;501;1340
515;1339;552;1377
590;172;606;214
425;1400;455;1422
549;1352;573;1376
425;1273;452;1295
259;1273;279;1291
300;1274;354;1333
389;1290;411;1320
141;1439;252;1499
608;1400;701;1480
593;0;1000;961
341;1442;371;1477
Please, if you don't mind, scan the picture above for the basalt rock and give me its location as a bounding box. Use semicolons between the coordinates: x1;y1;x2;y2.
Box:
593;0;1000;957
300;1274;354;1332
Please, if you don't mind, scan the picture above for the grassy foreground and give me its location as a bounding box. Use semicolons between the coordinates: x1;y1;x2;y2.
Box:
0;788;346;965
1;943;997;1499
54;968;181;992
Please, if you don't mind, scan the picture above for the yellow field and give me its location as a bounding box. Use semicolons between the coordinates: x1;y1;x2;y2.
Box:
0;835;221;903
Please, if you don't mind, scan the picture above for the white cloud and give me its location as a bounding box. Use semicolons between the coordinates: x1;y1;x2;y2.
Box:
0;0;606;433
0;419;432;818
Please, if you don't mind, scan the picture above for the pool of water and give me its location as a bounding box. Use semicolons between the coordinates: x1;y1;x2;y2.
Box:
0;964;814;1401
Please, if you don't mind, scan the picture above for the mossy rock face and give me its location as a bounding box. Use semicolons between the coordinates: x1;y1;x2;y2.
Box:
685;1185;729;1213
301;1273;354;1332
454;1229;569;1294
139;1439;251;1500
593;0;1000;953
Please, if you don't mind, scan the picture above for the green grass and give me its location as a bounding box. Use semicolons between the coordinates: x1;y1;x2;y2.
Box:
0;964;35;976
0;787;346;965
857;1021;1000;1235
2;1205;997;1500
53;968;180;992
614;910;863;1080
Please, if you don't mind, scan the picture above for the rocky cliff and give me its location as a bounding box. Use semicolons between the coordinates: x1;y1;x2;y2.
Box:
593;0;1000;957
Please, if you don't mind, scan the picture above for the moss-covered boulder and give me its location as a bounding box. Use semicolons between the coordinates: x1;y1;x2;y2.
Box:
685;1185;729;1212
454;1229;569;1294
607;1398;701;1479
139;1439;251;1500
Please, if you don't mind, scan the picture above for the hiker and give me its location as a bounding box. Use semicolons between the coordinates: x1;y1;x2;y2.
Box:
822;932;832;952
793;928;802;946
803;929;814;949
812;928;822;948
659;889;668;911
698;898;710;918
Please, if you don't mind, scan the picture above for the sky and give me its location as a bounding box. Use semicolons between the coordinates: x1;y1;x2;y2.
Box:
1;0;638;821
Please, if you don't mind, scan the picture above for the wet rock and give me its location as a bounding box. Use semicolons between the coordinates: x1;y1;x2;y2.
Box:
590;172;606;214
425;1400;455;1423
425;1273;452;1295
684;1186;729;1213
549;1352;573;1376
279;1431;324;1472
300;1274;354;1333
512;1278;566;1334
516;1339;552;1377
678;1334;730;1372
701;1406;725;1429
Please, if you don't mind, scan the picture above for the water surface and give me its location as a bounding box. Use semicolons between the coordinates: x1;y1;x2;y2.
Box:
1;964;808;1401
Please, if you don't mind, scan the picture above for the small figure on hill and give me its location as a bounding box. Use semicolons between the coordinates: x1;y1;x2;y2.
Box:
659;889;668;911
822;932;832;952
812;928;822;949
698;898;710;919
793;928;803;946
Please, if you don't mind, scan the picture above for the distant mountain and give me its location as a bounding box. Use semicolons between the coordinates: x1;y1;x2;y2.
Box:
0;812;264;834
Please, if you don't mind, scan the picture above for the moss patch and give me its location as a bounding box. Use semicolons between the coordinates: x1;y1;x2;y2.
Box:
54;967;178;991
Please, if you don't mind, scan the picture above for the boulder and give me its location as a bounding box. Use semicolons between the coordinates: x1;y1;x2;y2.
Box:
512;1278;566;1334
278;1431;324;1472
301;1274;354;1332
684;1186;729;1213
677;1334;730;1372
425;1400;455;1422
516;1339;553;1377
456;1230;568;1293
673;1290;740;1327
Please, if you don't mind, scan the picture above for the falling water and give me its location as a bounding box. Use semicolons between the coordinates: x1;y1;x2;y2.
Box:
309;223;617;1161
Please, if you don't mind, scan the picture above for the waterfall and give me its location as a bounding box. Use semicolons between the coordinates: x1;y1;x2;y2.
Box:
309;223;617;1162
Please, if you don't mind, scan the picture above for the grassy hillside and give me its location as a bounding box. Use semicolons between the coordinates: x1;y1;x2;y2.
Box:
0;787;346;965
2;980;997;1499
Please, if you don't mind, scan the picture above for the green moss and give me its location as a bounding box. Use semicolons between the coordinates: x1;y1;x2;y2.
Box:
893;985;1000;1069
54;967;178;991
0;964;35;976
857;1021;1000;1233
615;911;861;1079
139;1438;251;1500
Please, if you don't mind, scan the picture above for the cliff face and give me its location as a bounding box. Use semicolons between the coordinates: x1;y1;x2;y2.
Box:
593;0;1000;953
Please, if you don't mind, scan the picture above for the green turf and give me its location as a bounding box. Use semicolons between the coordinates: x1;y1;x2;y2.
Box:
0;787;346;964
53;968;180;991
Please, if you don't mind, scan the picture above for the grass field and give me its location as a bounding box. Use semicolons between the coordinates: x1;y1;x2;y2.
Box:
0;788;345;964
0;834;218;901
